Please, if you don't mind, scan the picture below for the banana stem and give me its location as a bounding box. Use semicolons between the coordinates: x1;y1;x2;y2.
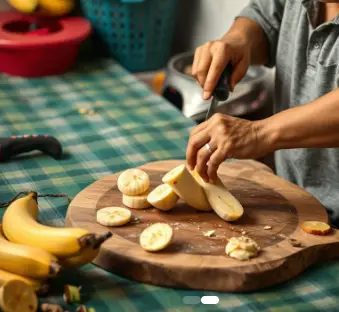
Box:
77;232;113;250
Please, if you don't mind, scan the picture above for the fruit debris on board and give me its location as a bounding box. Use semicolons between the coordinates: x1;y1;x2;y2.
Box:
225;236;260;261
301;221;331;235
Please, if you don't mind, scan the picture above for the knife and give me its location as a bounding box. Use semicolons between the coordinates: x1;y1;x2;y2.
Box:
0;135;63;162
205;63;233;120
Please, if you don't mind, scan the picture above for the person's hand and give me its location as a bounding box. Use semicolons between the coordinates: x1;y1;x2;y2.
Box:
186;113;273;183
191;32;251;100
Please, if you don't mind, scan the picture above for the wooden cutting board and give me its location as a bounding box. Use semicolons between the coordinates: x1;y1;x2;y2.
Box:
66;159;339;292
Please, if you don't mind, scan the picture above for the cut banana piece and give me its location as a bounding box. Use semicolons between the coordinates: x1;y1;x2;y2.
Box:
191;169;243;221
117;168;150;196
122;191;152;209
97;207;132;226
162;164;212;211
225;236;260;261
0;280;38;312
140;223;173;252
147;184;179;211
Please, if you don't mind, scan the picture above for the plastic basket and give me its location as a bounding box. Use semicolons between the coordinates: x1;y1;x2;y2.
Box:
80;0;178;72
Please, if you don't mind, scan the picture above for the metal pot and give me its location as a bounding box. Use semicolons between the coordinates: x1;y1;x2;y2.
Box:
161;51;272;122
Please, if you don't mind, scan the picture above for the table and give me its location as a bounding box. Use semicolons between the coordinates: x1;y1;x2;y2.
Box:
0;59;339;312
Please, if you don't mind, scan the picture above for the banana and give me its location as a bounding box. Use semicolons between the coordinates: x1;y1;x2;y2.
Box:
225;236;260;261
37;0;75;16
191;169;244;221
2;192;110;258
59;247;99;268
122;191;152;209
0;280;38;312
0;225;60;279
139;223;173;252
162;164;212;211
147;184;179;211
0;269;48;294
97;207;132;226
6;0;39;13
118;168;150;196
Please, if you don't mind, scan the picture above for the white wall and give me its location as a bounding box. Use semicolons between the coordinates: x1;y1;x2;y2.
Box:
173;0;250;53
0;1;11;11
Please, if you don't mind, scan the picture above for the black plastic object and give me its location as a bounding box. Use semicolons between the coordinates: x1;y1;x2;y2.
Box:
0;135;63;162
213;63;233;102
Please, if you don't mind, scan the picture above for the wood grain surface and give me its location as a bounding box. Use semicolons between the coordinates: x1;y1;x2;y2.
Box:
66;159;339;292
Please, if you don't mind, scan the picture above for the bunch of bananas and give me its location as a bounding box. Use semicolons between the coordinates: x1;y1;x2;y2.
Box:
0;192;112;296
6;0;75;16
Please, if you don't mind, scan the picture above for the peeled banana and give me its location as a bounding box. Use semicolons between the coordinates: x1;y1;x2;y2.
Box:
0;269;47;294
6;0;38;13
0;225;60;279
96;207;132;226
191;169;243;221
147;184;179;211
122;191;152;209
225;236;260;261
118;168;150;196
162;164;212;211
0;280;38;312
2;192;109;258
139;223;173;252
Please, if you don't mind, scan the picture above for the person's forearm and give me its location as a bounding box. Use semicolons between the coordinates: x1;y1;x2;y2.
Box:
259;88;339;150
222;17;269;66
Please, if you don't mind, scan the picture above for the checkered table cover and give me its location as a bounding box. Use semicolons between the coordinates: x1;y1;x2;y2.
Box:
1;59;339;312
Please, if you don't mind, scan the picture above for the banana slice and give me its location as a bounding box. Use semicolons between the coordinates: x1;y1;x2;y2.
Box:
225;236;260;261
191;168;244;221
162;164;212;211
122;191;152;209
96;207;132;226
147;184;179;211
0;280;38;312
139;223;173;252
117;168;150;196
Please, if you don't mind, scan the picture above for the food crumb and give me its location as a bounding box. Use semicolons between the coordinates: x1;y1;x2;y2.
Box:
241;231;247;235
264;225;272;230
204;230;215;237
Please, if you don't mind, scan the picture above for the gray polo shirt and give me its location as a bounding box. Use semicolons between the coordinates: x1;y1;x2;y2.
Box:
237;0;339;226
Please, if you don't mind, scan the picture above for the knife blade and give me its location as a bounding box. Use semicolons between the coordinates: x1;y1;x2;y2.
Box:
205;63;233;120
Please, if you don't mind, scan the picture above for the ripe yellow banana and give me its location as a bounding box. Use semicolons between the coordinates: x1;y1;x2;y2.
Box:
0;269;48;294
162;164;212;211
0;280;38;312
0;225;60;279
118;168;150;196
191;169;244;221
147;184;179;211
59;246;99;268
6;0;38;13
37;0;75;16
2;192;111;258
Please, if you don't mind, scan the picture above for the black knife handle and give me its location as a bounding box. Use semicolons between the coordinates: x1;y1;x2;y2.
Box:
0;135;63;162
213;63;233;102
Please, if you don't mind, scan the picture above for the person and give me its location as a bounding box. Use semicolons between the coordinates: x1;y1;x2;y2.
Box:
186;0;339;227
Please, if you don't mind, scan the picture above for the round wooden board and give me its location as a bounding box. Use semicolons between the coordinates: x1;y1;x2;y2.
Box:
66;160;339;292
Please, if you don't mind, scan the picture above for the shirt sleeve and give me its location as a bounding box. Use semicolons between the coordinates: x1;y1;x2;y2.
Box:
236;0;287;68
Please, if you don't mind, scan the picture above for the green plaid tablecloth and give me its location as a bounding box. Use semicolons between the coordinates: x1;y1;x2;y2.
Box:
1;59;339;312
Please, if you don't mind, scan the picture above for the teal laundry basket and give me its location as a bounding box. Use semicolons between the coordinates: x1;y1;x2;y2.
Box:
80;0;178;72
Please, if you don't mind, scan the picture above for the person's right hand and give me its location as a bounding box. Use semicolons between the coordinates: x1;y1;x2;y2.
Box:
191;32;251;100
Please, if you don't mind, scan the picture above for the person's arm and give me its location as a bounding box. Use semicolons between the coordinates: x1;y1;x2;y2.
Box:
259;88;339;149
235;0;287;68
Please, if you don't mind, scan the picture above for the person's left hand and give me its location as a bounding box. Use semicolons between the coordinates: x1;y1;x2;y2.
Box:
186;113;273;183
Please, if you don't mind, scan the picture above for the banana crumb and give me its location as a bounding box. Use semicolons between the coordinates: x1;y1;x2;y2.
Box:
241;231;247;235
204;230;215;237
264;225;272;230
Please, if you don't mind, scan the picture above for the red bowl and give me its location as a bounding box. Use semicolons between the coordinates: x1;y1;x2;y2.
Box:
0;12;92;77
